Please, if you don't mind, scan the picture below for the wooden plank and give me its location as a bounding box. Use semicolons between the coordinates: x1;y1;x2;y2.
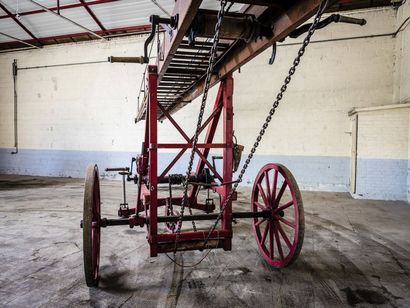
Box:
157;0;203;83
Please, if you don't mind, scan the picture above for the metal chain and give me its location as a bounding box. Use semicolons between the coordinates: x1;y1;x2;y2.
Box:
173;0;228;252
201;0;329;249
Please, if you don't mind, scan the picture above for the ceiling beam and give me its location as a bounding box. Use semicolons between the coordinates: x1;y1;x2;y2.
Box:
79;0;108;34
151;0;171;17
0;2;42;46
0;0;118;20
0;32;41;48
27;0;107;40
0;24;152;51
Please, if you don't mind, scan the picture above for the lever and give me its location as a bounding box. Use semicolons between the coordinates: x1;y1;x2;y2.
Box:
108;14;178;65
105;167;129;172
108;56;145;64
335;15;367;26
289;14;366;39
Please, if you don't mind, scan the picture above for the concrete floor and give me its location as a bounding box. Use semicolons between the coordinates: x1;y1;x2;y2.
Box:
0;175;409;308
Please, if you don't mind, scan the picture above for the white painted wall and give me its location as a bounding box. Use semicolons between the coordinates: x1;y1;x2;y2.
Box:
358;108;409;160
353;106;410;200
0;6;409;199
234;7;397;158
0;36;146;152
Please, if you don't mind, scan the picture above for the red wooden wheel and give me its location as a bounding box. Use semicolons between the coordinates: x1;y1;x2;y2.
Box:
251;163;304;268
83;164;101;287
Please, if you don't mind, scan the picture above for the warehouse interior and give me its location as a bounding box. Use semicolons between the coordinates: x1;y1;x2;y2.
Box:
0;0;409;307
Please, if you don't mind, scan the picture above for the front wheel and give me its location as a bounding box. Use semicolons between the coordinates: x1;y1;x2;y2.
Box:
251;163;304;268
83;164;101;287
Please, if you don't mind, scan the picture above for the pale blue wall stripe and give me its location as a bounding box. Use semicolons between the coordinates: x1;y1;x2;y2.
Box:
1;148;408;201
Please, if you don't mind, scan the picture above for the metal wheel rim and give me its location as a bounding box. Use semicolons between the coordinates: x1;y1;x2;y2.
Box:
83;164;101;286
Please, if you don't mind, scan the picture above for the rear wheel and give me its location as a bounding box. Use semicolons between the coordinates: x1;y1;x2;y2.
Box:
83;164;101;287
251;163;304;268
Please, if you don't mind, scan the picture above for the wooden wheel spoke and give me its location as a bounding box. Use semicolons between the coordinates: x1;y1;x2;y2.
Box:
264;170;271;202
275;181;287;207
277;216;296;229
273;225;284;260
255;218;267;227
254;201;266;211
275;220;292;249
261;222;269;245
269;222;274;259
257;183;269;207
272;170;278;201
274;200;293;214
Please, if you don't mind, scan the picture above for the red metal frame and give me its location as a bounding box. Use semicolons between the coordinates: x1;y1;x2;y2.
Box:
0;25;152;50
140;65;234;257
79;0;108;35
0;0;118;19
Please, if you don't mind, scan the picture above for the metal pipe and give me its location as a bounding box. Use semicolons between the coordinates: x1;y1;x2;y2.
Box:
277;32;397;47
0;47;37;53
11;60;18;154
150;0;170;17
121;173;127;207
27;0;107;40
17;60;107;70
0;32;41;49
103;210;271;227
156;211;271;223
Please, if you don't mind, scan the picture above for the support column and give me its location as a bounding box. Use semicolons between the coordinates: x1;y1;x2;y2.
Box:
148;65;158;257
222;74;233;250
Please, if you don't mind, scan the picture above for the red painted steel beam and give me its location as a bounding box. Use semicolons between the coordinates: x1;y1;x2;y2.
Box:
147;65;159;257
0;3;42;46
0;0;118;19
79;0;108;34
157;143;228;149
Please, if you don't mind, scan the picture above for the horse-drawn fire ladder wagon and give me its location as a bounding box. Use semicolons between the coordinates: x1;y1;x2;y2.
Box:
80;0;366;287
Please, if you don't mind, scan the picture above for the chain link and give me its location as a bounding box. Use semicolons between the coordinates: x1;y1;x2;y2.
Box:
173;0;228;252
201;0;329;249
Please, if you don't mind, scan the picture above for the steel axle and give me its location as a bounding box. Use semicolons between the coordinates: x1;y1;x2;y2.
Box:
100;210;272;228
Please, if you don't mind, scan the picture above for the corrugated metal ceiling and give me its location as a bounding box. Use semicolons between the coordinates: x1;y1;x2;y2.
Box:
0;0;243;48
